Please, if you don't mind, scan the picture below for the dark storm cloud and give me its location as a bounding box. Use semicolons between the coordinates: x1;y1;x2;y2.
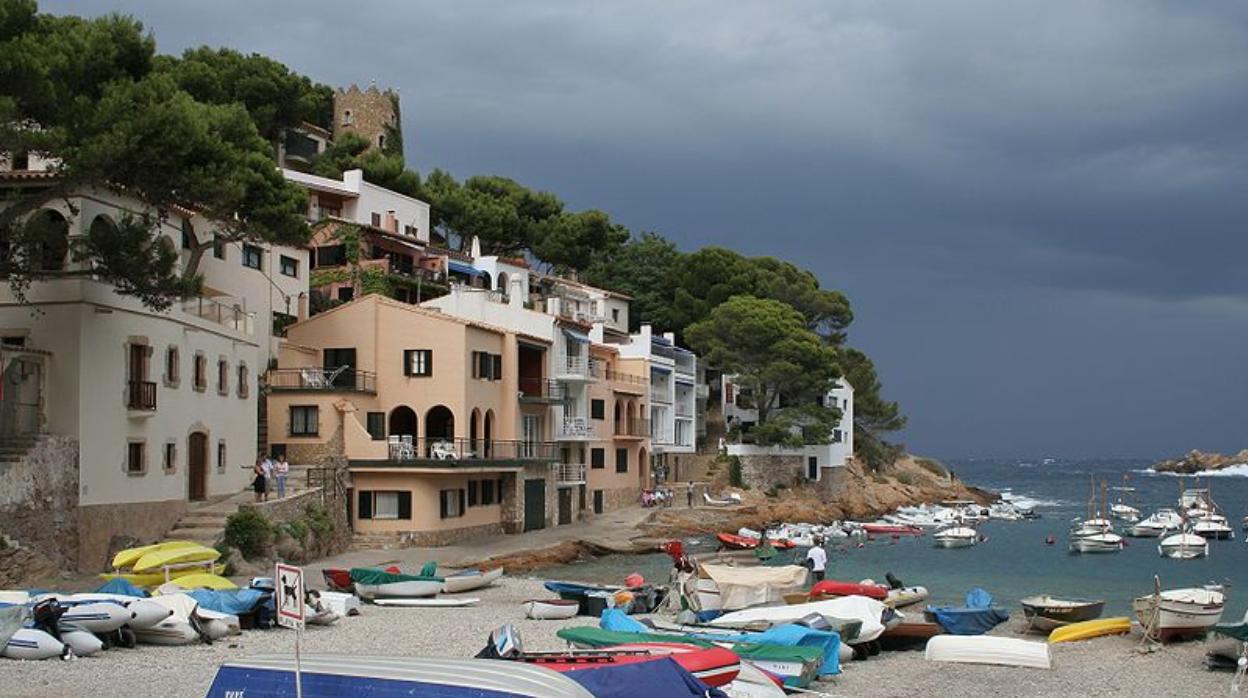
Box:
45;1;1248;457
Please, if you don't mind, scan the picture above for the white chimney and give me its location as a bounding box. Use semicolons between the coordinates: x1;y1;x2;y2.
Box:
470;236;482;259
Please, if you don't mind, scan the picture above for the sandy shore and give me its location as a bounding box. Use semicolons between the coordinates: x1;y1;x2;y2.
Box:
0;577;1232;697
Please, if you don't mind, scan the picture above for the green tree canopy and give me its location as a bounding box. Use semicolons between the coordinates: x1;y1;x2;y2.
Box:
0;1;310;309
583;231;681;331
532;208;629;273
311;131;422;198
686;295;842;447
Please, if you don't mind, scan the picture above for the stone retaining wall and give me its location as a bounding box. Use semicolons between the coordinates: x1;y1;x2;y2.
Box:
0;436;82;571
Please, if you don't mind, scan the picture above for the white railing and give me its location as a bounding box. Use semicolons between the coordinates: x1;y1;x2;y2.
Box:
555;354;591;378
675;403;693;417
557;462;586;484
650;388;670;404
182;296;255;336
558;418;596;440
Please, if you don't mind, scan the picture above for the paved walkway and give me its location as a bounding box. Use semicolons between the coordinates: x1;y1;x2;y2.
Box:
305;505;661;578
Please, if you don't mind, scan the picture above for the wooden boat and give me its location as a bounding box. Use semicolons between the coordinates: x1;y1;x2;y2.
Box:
1048;617;1131;643
442;567;504;594
879;620;944;650
810;580;888;600
351;568;444;600
512;642;741;688
132;544;221;573
1020;595;1104;632
925;635;1051;669
524;599;580;620
1158;531;1208;559
2;628;66;660
207;656;595;698
111;540;200;569
373;597;480;608
1132;587;1225;642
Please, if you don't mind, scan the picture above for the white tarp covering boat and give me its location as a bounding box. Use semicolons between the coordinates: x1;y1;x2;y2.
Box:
925;635;1052;669
710;595;891;642
697;564;809;612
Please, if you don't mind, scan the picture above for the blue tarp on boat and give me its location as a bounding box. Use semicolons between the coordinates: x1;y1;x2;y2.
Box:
600;608;645;632
689;624;841;677
566;657;727;698
207;666;532;698
187;589;272;616
927;588;1010;635
94;578;148;597
543;581;617;597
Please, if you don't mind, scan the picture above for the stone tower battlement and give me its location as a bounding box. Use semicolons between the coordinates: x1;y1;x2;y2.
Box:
333;81;401;152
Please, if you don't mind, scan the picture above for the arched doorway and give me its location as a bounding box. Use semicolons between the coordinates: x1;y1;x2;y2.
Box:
389;406;417;439
469;408;480;458
483;409;494;458
29;209;69;272
613;400;622;436
188;432;208;502
638;447;649;488
425;405;454;456
497;272;509;298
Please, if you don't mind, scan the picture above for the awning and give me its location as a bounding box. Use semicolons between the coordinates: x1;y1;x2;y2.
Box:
651;365;671;374
563;328;591;344
447;260;485;277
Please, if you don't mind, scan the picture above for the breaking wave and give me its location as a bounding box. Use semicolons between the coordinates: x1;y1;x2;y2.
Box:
1134;464;1248;478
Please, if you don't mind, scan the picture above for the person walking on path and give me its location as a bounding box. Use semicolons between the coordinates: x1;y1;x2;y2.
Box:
686;481;695;508
252;455;267;503
260;453;275;502
274;454;290;498
806;537;828;583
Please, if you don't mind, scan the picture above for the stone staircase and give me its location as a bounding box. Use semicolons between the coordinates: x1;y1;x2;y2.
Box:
166;490;252;545
0;434;43;466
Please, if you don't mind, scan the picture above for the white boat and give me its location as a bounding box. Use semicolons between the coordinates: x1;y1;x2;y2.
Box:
317;591;361;618
925;635;1051;670
1132;587;1225;642
55;601;133;633
1126;509;1183;537
1242;515;1248;531
725;660;788;698
442;568;504;594
372;597;480;608
63;593;173;629
1190;514;1234;540
886;586;930;608
59;628;104;657
2;628;66;660
1109;502;1140;522
524;599;580;620
932;525;978;549
355;579;443;600
133;619;200;645
710;595;891;642
1068;531;1124;553
1158;532;1208;559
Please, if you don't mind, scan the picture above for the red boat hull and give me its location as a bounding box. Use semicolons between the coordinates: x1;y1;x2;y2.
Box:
716;533;797;550
860;523;923;536
811;580;889;600
322;568;353;592
519;643;740;687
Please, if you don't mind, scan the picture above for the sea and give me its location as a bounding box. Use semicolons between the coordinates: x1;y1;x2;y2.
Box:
533;458;1248;618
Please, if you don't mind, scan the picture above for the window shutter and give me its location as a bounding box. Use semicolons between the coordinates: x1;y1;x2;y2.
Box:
439;490;448;519
471;352;480;379
403;350;412;376
424;349;432;376
459;488;466;516
397;491;412;520
492;355;502;381
468;480;479;507
358;490;373;519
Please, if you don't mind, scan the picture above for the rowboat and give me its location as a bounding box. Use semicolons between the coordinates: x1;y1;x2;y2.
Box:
925;635;1052;669
1132;587;1225;642
206;656;595;698
1048;617;1131;643
442;567;504;594
373;597;480;608
879;620;944;650
927;588;1011;636
524;599;580;620
1157;531;1208;559
351;568;444;600
1019;595;1104;632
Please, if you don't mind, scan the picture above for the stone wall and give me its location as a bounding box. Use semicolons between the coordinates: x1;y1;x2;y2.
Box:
78;498;187;571
333;85;398;151
592;486;639;514
737;453;807;493
0;436;82;571
356;521;505;548
283;425;344;468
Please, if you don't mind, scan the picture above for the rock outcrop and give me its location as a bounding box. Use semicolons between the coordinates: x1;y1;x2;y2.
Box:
1152;449;1248;474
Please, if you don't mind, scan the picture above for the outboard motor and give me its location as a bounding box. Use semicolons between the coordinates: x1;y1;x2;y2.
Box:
30;599;66;638
885;572;904;590
475;624;523;659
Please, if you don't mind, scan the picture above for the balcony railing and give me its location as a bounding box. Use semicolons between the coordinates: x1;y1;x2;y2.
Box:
614;418;650;438
518;377;566;403
554;354;592;380
383;437;559;462
182;296;255;336
557;418;596;440
650;388;671;404
557;462;587;484
265;368;377;393
675;404;693;418
593;365;647;387
127;380;156;411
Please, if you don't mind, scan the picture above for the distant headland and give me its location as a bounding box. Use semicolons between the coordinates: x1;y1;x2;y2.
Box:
1151;449;1248;474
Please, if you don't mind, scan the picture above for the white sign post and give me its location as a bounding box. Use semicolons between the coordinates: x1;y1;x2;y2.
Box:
275;563;306;698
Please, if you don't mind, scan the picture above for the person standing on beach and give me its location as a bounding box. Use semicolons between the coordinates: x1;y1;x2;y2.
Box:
274;454;290;499
806;537;827;582
686;481;695;508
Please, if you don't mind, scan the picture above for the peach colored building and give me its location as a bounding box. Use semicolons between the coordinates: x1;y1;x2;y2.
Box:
583;344;652;513
265;294;565;544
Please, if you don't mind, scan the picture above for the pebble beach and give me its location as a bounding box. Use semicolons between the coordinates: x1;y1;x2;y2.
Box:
0;576;1232;698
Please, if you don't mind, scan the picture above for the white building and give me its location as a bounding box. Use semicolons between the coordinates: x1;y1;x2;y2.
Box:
0;167;307;570
721;375;855;480
281;168;430;242
614;325;697;481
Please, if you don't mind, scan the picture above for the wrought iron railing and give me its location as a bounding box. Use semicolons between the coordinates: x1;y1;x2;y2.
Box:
381;436;559;462
127;380;156;410
265;368;377;393
557;462;586;484
518;377;566;402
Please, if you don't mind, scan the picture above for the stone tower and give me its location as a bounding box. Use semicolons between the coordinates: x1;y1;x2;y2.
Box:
333;82;401;153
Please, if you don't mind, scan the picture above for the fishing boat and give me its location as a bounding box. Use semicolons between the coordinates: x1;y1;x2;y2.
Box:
1019;596;1104;632
206;655;595;698
1132;586;1225;642
932;524;978;549
1158;530;1209;559
442;567;504;594
1109;478;1140;522
1126;509;1183;537
1068;531;1124;554
925;635;1052;669
351;567;444;600
1190;513;1235;540
524;599;580;620
1048;617;1131;643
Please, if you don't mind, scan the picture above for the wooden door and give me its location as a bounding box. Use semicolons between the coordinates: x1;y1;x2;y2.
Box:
557;488;572;525
188;432;208;502
523;478;546;532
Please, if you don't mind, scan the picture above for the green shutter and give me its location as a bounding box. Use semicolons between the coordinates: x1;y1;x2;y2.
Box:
397;491;412;519
358;490;373;519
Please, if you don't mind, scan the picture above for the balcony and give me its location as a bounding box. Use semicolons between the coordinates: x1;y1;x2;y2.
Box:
557;462;587;485
675;403;693;418
518;377;566;403
614;418;650;440
126;380;156;411
557;418;597;441
594;366;647;394
265;368;377;394
380;437;559;463
554;354;593;382
182;296;255;336
650;387;671;404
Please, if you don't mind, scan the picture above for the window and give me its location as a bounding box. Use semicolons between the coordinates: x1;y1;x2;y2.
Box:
237;363;249;398
591;399;605;420
481;479;496;506
126;442;145;474
181;220;195;250
404;224;417;237
12;151;29;170
440;489;465;519
612;308;620;323
242;244;263;270
217;359;229;395
213;235;225;259
164;346;179;387
616;448;628;473
193;354;207;392
371;212;381;227
403;349;432;376
591;448;605;470
336;287;354;302
357;490;412;520
217;440;226;472
317;245;346;267
366;412;385;440
342;109;353;126
833;429;842;443
468;480;480;507
290;405;319;436
472;351;502;380
279;255;299;278
377;133;386;150
164;442;176;472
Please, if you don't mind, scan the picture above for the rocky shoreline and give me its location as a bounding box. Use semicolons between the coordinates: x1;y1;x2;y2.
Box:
1151;449;1248;474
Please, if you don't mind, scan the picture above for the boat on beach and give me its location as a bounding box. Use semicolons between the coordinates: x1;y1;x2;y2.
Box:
925;635;1052;670
1048;617;1131;644
1019;595;1104;632
351;567;444;600
1132;586;1225;642
442;567;504;594
524;599;580;620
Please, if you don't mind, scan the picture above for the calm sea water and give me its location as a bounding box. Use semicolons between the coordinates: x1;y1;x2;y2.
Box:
533;458;1248;618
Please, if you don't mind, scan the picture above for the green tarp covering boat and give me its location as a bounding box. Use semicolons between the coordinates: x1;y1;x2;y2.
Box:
349;567;444;585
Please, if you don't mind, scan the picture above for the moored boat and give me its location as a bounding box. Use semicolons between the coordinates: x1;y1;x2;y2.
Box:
1158;531;1208;559
1068;531;1124;553
1019;595;1104;632
860;523;923;536
1132;586;1225;642
1126;509;1183;537
932;525;978;549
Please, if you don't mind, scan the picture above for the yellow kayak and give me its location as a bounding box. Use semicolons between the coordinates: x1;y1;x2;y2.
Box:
1049;617;1132;644
162;573;238;591
132;545;221;573
100;563;226;588
111;540;200;570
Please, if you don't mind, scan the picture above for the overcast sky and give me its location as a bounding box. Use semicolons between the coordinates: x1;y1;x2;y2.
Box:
49;1;1248;459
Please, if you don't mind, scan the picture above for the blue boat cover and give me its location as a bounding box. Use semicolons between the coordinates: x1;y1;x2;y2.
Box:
188;589;272;616
927;589;1010;635
95;578;148;597
688;624;840;677
543;581;616;597
965;587;993;608
566;657;727;698
207;666;531;698
600;608;646;632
